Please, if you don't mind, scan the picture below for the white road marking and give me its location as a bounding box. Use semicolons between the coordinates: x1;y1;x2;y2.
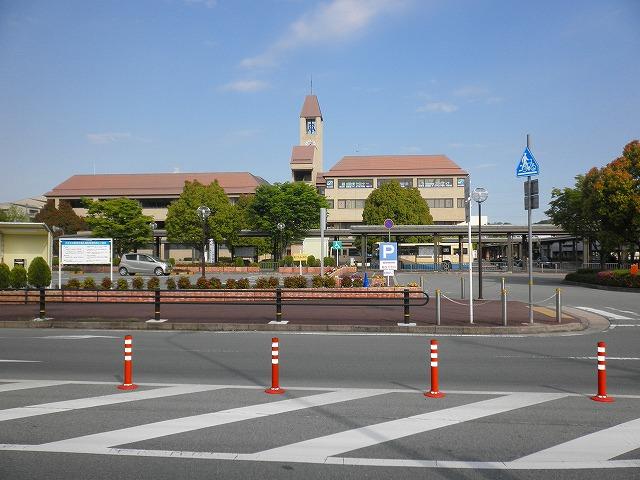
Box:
605;308;639;316
0;359;42;363
35;335;119;340
574;307;631;320
0;380;68;392
496;355;640;361
36;389;386;453
247;392;567;461
145;319;167;323
515;417;640;463
0;385;226;422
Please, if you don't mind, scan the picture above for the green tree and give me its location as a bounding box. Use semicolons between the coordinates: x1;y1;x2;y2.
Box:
248;182;328;259
83;198;153;257
35;200;86;235
27;256;51;288
363;181;433;226
165;180;238;256
0;205;29;222
231;195;271;257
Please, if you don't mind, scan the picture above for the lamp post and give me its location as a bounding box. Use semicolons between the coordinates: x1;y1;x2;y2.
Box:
471;187;488;299
149;222;157;257
196;206;211;278
276;222;285;262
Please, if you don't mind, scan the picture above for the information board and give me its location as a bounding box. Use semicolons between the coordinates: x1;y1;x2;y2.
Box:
60;239;112;265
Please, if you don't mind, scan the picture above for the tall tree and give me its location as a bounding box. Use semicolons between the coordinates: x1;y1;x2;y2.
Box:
165;180;238;256
83;198;153;257
363;180;433;225
248;182;328;259
35;200;86;234
0;205;30;222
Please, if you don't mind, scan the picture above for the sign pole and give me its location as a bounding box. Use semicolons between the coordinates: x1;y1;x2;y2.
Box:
320;208;326;276
58;238;62;289
527;134;533;324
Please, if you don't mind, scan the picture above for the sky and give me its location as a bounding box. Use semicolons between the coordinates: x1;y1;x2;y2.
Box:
1;0;638;224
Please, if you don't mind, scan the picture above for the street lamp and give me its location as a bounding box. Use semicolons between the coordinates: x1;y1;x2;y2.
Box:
149;222;157;257
276;222;285;262
196;206;211;278
471;187;489;299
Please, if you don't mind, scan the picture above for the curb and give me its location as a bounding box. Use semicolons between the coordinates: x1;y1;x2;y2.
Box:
0;318;587;335
563;280;640;293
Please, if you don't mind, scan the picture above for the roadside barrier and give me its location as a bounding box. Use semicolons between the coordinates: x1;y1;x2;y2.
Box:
117;335;138;391
424;339;445;398
591;341;614;403
265;337;285;394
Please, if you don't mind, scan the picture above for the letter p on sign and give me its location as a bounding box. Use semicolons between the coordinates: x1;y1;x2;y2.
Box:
382;244;395;259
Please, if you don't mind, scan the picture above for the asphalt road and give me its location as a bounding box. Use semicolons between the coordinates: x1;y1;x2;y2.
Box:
1;273;639;479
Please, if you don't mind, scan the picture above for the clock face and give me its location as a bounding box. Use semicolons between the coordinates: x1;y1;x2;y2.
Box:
305;140;316;146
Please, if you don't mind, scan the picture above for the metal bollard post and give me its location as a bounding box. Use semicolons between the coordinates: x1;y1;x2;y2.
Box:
435;289;441;326
39;288;46;319
154;288;161;321
501;277;506;291
555;288;562;324
420;276;424;292
275;287;282;322
460;276;465;299
403;288;410;323
501;288;507;326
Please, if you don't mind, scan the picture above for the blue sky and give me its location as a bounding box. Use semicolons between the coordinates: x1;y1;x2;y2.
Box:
1;0;638;224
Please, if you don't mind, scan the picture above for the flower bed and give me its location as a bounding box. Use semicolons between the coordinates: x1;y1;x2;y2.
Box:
565;268;640;289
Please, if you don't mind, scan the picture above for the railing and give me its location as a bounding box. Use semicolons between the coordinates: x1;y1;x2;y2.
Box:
0;287;429;324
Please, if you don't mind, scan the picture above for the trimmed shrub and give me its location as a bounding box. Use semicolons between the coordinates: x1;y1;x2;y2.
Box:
65;278;81;290
311;275;324;288
283;275;307;288
283;255;294;267
113;256;121;266
101;277;112;290
28;257;51;288
323;276;336;288
0;263;11;289
209;277;222;289
225;278;237;289
236;277;250;289
166;277;177;290
323;257;336;267
132;276;144;290
268;276;280;288
116;278;128;290
10;265;28;288
565;270;640;288
216;257;233;265
168;258;176;266
177;276;191;289
340;275;353;288
352;276;364;287
82;277;96;289
196;276;210;289
307;255;317;267
233;257;244;267
147;277;160;290
254;277;269;289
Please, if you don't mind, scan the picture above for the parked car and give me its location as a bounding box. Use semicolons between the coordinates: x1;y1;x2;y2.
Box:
118;253;172;276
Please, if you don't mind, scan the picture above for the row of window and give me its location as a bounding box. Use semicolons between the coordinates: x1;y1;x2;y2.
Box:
325;177;466;189
326;198;467;209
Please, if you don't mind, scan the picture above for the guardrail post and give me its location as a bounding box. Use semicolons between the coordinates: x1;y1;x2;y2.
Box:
460;277;465;299
39;288;46;319
403;288;410;324
555;288;562;323
154;288;161;321
275;287;282;322
501;288;507;326
435;288;441;326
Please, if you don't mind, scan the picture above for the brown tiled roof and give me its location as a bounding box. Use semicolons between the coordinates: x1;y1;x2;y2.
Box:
324;155;468;177
290;145;315;164
300;95;322;119
315;173;326;185
44;172;268;198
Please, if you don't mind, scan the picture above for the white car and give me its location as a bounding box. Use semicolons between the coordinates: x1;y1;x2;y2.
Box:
118;254;172;276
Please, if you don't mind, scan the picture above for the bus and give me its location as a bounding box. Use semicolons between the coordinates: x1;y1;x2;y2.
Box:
397;240;473;271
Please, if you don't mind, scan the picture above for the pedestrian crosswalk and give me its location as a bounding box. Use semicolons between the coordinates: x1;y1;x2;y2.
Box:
1;379;640;471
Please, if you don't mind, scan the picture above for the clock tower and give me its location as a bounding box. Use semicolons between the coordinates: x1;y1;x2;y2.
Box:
290;95;323;184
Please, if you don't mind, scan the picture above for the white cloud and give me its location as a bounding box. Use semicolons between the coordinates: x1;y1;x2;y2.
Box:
417;102;458;113
86;132;132;145
219;80;269;92
240;0;406;68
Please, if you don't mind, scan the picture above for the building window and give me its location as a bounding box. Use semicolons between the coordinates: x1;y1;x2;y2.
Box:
377;178;414;188
69;199;85;208
457;198;466;208
137;198;173;208
426;198;454;208
337;199;366;209
457;177;466;187
418;178;454;188
326;199;334;209
326;179;334;189
338;179;373;189
306;119;316;134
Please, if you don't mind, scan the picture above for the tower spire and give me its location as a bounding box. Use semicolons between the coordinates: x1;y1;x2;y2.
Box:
310;74;313;95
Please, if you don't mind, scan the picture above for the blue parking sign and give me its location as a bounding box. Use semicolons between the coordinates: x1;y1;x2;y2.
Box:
379;242;398;270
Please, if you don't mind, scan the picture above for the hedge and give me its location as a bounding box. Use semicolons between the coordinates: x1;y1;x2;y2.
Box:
0;263;11;289
565;269;640;288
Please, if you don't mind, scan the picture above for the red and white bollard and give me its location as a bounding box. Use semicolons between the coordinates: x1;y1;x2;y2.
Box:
117;335;138;391
424;339;445;398
265;337;285;395
591;341;614;403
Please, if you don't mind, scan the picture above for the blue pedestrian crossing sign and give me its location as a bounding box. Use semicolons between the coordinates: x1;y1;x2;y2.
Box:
516;147;540;177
